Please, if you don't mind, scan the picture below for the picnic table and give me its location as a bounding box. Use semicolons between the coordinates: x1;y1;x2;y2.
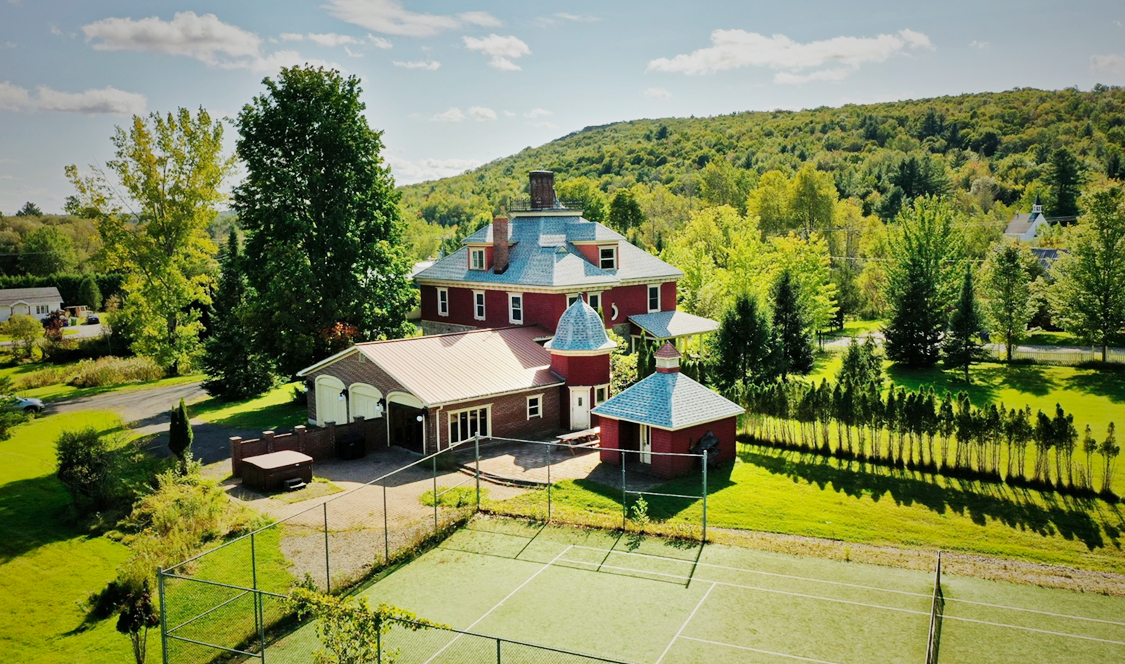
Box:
556;426;600;454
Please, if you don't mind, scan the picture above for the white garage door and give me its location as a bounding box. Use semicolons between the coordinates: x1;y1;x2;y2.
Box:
315;376;348;425
350;383;383;421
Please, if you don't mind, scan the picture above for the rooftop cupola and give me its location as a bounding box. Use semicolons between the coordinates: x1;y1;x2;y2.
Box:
529;170;557;210
654;343;681;373
545;300;615;355
1032;193;1042;216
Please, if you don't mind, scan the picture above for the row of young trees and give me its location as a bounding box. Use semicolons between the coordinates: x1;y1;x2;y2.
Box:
739;340;1121;497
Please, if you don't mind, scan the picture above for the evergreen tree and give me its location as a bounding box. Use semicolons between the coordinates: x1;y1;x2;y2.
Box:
77;274;103;311
772;271;813;380
1101;423;1120;496
167;398;193;473
884;197;963;367
202;230;275;399
1046;147;1082;217
714;292;775;390
943;266;989;383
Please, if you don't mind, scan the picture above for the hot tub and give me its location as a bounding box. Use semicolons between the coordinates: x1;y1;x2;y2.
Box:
241;450;313;492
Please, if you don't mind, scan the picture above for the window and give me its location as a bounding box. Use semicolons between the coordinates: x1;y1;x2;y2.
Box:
448;406;490;444
599;245;617;270
473;291;486;320
509;293;523;324
587;293;601;313
526;394;542;419
567;293;580;308
470;248;486;270
437;288;449;316
647;284;661;313
35;304;50;315
594;385;608;405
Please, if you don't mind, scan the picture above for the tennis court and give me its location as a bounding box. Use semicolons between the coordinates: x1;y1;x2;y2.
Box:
266;516;1125;664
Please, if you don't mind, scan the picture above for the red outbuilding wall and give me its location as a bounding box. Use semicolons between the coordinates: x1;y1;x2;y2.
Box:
597;416;737;479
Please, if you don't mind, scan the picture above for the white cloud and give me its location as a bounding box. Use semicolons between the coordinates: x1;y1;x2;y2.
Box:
432;107;465;122
280;32;304;42
384;155;483;184
49;25;63;36
468;106;497;121
524;107;552;118
555;13;599;23
394;59;440;70
1092;53;1125;75
463;34;530;71
307;33;361;47
325;0;498;37
969;40;989;49
773;67;851;85
81;12;337;73
644;86;672;99
647;28;933;83
0;41;14;49
529;120;557;129
368;34;393;49
344;46;363;58
502;110;515;117
0;81;146;114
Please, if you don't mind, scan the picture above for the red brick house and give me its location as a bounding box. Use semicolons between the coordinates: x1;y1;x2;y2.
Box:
413;171;716;349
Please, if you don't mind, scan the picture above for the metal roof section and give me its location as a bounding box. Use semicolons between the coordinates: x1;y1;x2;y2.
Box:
352;325;561;406
0;287;62;305
591;371;744;430
415;216;679;289
545;300;616;353
629;310;720;340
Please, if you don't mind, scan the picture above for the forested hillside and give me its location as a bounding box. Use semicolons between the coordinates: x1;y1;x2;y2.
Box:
399;86;1125;259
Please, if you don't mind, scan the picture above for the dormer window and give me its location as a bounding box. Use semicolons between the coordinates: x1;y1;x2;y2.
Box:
599;245;617;270
469;248;486;270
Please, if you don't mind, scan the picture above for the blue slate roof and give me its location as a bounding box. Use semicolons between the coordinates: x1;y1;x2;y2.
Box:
591;371;744;430
545;300;615;352
414;215;681;288
629;311;719;339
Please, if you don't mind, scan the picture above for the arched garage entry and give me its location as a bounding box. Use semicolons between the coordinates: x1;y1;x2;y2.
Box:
387;392;425;453
348;383;383;422
314;375;347;426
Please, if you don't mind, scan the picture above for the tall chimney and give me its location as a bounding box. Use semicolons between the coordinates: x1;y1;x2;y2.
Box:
493;216;509;274
529;170;556;210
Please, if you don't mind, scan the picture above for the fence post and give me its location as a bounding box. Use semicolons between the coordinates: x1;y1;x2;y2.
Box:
432;453;439;530
257;591;267;663
546;442;552;522
496;637;502;664
376;625;382;664
621;450;627;530
323;502;331;594
702;450;708;544
474;434;482;511
158;567;169;664
382;484;390;565
250;532;258;590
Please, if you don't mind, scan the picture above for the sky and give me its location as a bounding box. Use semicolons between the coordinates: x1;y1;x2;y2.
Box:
1;0;1124;214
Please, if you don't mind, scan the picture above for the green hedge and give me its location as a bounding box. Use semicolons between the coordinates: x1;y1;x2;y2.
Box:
0;273;124;307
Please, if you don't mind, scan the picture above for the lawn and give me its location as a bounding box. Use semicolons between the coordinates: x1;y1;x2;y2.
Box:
0;411;148;664
500;446;1125;575
191;382;306;432
263;518;1125;664
0;355;202;402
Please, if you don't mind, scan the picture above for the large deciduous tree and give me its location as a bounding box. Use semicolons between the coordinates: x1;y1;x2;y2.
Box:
980;240;1037;361
1049;181;1125;362
235;66;417;375
20;226;77;275
883;197;963;368
202;230;275;399
787;163;837;237
608;189;644;233
67;108;231;374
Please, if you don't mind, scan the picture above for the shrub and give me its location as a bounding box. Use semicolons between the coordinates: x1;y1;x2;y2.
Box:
6;313;43;358
56;427;116;513
420;486;485;508
68;356;163;388
42;336;119;364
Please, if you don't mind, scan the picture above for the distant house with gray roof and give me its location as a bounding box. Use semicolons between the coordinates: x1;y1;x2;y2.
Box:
1004;195;1052;242
0;286;62;322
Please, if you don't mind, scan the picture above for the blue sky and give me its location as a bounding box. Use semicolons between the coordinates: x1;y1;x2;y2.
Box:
1;0;1124;213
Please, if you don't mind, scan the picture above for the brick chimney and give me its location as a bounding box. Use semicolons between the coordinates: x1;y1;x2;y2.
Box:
529;170;556;210
493;216;509;274
654;343;681;374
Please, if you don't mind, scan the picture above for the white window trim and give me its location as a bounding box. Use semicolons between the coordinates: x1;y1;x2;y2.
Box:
566;293;580;308
447;404;492;445
526;393;543;420
508;292;523;325
599;245;617;270
437;287;449;317
594;384;609;406
469;248;486;271
587;292;602;313
473;290;486;321
647;283;661;313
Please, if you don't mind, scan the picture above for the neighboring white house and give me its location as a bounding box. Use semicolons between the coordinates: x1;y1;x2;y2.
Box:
0;287;63;322
1004;194;1051;242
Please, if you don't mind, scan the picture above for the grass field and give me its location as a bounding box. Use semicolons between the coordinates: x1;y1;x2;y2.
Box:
262;517;1125;664
191;382;306;431
0;411;145;664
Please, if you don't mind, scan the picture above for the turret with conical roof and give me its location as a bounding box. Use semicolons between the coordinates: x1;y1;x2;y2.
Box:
546;299;613;429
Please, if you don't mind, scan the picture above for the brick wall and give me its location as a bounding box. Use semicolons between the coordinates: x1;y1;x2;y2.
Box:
596;416;735;478
230;417;383;477
431;386;561;453
549;353;610;386
304;351;409;428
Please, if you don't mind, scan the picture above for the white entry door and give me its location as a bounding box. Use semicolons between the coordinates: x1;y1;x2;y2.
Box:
640;425;652;464
570;388;590;430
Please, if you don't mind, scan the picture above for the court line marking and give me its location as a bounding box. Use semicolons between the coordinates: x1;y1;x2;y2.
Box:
572;545;1125;627
421;545;573;664
679;636;841;664
654;582;715;664
557;558;1125;646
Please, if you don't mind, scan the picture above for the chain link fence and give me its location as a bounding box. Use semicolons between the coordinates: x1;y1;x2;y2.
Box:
158;436;706;664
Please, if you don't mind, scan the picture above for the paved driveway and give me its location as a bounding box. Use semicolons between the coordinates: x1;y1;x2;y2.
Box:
45;380;256;464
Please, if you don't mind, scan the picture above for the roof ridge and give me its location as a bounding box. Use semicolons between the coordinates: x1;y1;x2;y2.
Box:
355;325;538;346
